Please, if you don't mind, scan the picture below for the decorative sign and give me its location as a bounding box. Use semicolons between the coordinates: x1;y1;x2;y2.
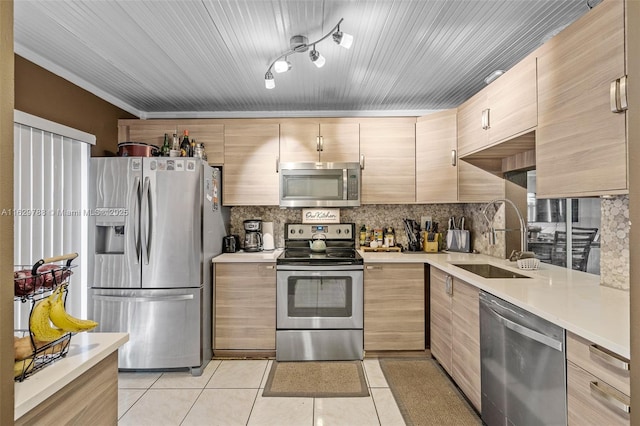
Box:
302;209;340;224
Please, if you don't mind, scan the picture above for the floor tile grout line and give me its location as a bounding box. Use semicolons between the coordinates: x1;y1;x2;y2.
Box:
245;359;271;426
178;387;207;426
117;387;149;421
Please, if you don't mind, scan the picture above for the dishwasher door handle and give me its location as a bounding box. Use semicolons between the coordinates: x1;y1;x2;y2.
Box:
488;307;563;352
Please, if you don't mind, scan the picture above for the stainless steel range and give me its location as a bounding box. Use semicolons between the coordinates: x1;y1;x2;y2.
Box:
276;223;364;361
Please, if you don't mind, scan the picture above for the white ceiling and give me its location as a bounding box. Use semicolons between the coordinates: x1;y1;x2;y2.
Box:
14;0;595;119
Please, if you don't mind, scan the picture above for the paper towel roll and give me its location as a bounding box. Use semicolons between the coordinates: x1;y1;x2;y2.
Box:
262;222;275;250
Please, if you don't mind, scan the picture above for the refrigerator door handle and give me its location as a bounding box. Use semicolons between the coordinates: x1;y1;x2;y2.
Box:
141;177;152;265
93;294;195;302
131;176;141;264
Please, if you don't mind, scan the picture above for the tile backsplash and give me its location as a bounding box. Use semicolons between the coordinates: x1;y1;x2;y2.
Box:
600;195;629;289
230;198;629;290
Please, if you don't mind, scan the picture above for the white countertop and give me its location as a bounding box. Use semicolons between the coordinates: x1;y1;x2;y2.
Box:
360;250;630;359
213;249;283;263
14;332;129;420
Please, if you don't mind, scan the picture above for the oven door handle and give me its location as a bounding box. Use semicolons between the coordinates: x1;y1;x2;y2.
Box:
276;264;364;271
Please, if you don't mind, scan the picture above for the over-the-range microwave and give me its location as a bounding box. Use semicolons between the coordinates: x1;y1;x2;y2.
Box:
279;162;361;208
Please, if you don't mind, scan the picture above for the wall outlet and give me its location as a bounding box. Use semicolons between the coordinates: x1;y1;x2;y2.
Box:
420;216;432;230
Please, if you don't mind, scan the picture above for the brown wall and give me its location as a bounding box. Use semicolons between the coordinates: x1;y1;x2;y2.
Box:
0;2;13;423
14;55;136;156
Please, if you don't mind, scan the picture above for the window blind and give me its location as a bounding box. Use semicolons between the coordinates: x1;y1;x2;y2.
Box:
13;111;94;328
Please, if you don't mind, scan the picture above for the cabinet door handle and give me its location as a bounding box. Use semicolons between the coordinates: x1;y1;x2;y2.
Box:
619;75;628;111
264;265;275;270
485;108;490;129
366;265;382;270
276;156;279;173
317;136;324;152
445;275;453;295
589;344;630;371
360;154;365;170
481;109;487;129
610;79;621;112
589;381;630;414
451;149;457;167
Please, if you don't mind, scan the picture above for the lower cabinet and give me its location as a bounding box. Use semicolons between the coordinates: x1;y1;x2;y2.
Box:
364;263;425;351
430;266;481;411
567;332;630;425
214;262;276;351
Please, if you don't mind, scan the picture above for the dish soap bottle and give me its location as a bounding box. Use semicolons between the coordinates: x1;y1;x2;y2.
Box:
384;227;395;247
359;224;367;246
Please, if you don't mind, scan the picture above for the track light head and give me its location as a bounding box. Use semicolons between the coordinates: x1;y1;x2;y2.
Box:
274;58;292;73
264;71;275;89
309;47;326;68
332;29;353;49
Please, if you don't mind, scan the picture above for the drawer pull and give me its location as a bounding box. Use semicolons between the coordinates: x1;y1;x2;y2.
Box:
590;381;630;414
589;344;630;371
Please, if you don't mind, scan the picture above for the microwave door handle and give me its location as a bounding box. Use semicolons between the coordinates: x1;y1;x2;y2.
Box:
343;169;349;200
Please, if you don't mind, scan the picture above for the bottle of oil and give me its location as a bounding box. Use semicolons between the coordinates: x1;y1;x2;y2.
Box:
180;130;191;157
160;133;171;157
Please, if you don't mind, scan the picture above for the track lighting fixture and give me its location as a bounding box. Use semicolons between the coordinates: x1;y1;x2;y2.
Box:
264;18;352;89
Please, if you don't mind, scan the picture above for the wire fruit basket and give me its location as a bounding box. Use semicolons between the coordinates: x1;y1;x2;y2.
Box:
13;253;78;382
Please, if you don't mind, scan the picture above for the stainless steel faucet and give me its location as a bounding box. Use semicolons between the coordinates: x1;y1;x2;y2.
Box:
482;198;528;253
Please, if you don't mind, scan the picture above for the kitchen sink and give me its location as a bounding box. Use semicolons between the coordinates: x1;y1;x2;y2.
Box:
451;263;530;279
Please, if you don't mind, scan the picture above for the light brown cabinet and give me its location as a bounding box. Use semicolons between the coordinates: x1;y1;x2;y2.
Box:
457;161;505;202
536;0;627;198
118;119;177;148
416;110;458;203
214;262;276;351
360;118;416;204
363;263;424;351
223;121;280;206
416;109;504;203
279;119;360;163
118;119;225;165
566;332;630;425
430;267;481;410
457;53;537;157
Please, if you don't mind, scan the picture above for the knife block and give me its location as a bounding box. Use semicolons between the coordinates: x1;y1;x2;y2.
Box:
423;233;441;252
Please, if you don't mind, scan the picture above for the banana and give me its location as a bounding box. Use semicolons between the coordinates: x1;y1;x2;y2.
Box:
14;357;34;379
29;295;66;342
49;286;98;333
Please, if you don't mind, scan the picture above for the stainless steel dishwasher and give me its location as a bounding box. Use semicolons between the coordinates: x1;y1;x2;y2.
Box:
479;291;567;426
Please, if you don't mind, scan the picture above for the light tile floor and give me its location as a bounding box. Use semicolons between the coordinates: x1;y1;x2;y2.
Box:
118;359;406;426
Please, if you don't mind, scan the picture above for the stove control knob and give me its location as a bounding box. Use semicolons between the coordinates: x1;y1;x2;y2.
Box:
344;228;350;234
336;229;342;234
298;229;304;234
290;229;296;234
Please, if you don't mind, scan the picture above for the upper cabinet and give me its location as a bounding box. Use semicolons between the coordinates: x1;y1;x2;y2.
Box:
417;109;504;203
279;119;360;163
223;121;280;206
118;119;224;165
416;110;458;203
360;118;416;204
176;120;224;165
536;0;627;198
118;119;177;148
457;54;537;157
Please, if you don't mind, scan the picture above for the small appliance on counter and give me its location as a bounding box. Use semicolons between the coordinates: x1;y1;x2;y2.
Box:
223;235;240;253
244;219;263;252
262;222;275;251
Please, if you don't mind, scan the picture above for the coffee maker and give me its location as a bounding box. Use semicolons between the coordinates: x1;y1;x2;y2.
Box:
243;219;263;252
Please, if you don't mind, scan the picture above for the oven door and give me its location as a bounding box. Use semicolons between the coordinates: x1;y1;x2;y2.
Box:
276;265;363;330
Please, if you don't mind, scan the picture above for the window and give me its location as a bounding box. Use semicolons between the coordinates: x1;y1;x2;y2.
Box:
13;111;95;328
526;171;600;274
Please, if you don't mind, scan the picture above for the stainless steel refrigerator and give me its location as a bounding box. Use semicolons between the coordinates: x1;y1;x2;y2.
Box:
88;157;228;375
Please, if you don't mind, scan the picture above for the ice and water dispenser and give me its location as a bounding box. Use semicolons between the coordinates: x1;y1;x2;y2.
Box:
95;222;125;254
